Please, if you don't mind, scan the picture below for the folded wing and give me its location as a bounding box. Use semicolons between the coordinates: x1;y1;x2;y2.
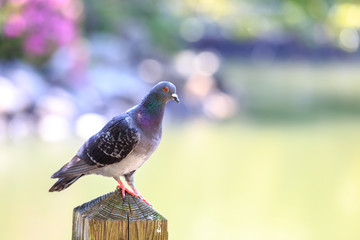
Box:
51;115;140;178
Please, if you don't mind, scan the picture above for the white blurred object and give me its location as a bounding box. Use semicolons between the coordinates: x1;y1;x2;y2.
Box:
38;114;71;142
138;59;164;83
184;74;215;102
7;63;47;99
180;17;204;42
194;51;220;76
338;28;359;52
203;92;237;119
7;114;34;140
36;88;76;118
0;76;30;113
76;113;107;140
174;50;196;77
174;50;220;77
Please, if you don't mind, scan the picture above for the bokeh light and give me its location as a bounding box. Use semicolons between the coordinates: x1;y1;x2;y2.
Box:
338;28;359;52
75;113;107;139
180;17;205;42
138;59;164;83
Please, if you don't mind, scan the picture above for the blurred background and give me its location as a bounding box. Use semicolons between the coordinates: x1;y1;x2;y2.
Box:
1;0;360;239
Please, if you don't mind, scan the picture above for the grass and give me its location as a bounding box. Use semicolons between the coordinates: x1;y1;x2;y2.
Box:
1;118;360;240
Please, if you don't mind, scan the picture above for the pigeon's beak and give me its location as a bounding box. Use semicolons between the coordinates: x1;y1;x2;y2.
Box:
172;93;180;103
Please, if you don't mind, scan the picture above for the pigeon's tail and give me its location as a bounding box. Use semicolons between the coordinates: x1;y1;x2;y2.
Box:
49;175;83;192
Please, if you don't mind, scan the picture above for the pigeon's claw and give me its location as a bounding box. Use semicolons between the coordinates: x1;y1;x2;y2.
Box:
130;186;151;206
116;179;136;198
116;179;151;205
141;197;151;206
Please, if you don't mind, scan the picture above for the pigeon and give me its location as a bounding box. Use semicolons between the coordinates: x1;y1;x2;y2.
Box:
49;81;179;205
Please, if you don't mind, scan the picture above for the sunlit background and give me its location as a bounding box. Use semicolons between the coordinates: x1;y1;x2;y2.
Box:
1;0;360;239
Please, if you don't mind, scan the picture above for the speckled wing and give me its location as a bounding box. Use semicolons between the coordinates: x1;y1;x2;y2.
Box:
52;115;140;178
81;115;140;166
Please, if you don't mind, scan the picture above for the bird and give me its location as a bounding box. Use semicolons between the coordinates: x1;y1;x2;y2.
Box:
49;81;179;205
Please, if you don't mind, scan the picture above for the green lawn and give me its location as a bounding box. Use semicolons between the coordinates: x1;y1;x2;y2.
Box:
1;119;360;240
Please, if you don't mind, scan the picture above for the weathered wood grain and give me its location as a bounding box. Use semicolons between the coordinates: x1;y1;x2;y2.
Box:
72;189;168;240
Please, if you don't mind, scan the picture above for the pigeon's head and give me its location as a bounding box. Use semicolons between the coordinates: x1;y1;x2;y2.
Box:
150;81;180;103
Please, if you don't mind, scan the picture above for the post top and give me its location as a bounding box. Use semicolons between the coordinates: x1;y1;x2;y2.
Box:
74;189;166;221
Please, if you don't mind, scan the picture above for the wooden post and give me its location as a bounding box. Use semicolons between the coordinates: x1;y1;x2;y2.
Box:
72;189;168;240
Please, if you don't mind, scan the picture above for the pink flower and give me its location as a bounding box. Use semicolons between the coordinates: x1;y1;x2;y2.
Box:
3;15;26;37
23;5;45;27
9;0;28;5
24;33;47;56
2;0;81;56
55;19;76;45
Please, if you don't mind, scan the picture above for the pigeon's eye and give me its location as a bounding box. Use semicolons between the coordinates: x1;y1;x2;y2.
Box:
163;87;169;92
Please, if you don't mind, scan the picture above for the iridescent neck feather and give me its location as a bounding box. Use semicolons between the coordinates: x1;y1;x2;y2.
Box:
135;93;166;128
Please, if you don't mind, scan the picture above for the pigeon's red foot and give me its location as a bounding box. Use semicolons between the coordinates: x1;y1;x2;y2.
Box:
116;179;151;205
116;180;136;198
130;186;151;206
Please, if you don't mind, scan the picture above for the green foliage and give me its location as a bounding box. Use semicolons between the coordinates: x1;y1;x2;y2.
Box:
0;35;23;60
84;0;181;52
